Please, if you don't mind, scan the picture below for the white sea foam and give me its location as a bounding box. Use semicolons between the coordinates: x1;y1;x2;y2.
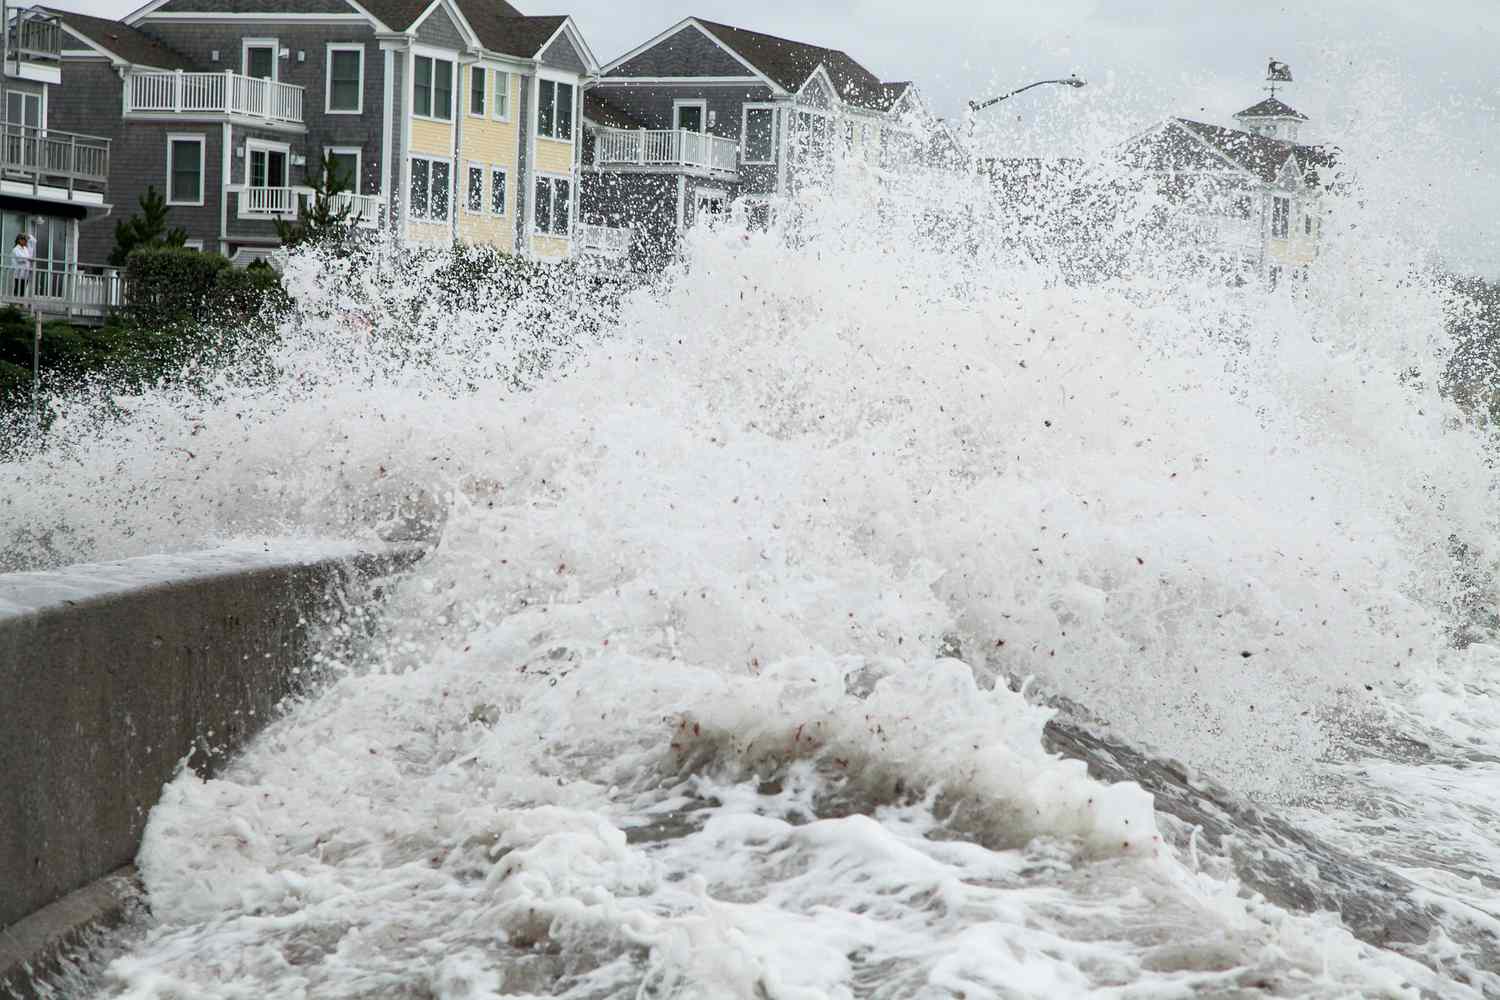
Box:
6;139;1500;997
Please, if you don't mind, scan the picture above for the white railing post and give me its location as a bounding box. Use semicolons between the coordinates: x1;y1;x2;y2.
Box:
224;69;235;114
174;68;184;112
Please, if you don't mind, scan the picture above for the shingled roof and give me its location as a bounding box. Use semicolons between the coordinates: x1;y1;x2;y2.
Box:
1173;118;1334;184
44;5;198;69
1233;97;1309;121
583;90;647;130
694;19;890;111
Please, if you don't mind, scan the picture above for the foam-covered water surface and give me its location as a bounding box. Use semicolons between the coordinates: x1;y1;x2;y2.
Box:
7;148;1500;997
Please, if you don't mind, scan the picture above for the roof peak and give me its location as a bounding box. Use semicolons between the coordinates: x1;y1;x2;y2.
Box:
1233;96;1309;121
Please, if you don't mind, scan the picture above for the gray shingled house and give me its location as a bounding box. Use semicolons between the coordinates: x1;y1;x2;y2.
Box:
1120;94;1337;282
44;0;593;263
579;17;929;267
0;4;118;319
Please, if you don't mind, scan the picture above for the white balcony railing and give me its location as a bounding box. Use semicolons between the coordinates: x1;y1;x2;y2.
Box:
126;70;305;125
1;260;124;320
590;127;739;176
576;223;631;258
328;192;383;228
236;185;307;219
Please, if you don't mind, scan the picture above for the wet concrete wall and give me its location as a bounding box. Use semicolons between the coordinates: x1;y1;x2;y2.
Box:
0;544;419;935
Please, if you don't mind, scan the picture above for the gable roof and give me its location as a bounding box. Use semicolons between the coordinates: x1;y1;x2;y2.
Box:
477;14;567;59
694;18;890;111
1172;118;1333;184
43;5;198;69
1233;97;1308;121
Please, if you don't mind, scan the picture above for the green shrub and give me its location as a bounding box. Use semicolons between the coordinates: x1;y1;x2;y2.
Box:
124;246;233;331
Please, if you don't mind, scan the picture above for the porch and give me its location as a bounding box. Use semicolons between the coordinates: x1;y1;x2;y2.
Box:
1;260;124;324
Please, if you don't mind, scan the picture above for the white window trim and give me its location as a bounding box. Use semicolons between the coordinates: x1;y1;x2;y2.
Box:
245;138;291;187
467;64;486;119
532;171;572;238
325;43;364;115
673;98;707;133
741;102;777;165
409;154;451;222
242;37;279;82
411;47;456;124
462;159;485;215
166;132;205;206
491;69;511;122
182;239;204;251
489;163;508;216
324;145;361;195
535;72;576;143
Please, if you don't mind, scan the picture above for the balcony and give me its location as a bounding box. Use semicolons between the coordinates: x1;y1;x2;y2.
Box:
235;187;385;227
576;223;631;259
126;70;304;127
2;260;124;324
7;11;61;63
328;192;384;229
0;121;109;203
588;127;738;179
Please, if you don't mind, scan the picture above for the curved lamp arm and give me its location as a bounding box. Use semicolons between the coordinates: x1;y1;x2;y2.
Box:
968;75;1085;113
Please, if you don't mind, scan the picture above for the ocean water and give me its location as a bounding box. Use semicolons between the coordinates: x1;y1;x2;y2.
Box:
6;148;1500;998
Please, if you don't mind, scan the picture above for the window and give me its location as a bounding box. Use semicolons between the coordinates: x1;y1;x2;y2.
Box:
243;39;277;81
1304;212;1314;236
1271;196;1290;238
167;134;203;205
409;156;451;221
674;99;705;133
492;71;510;121
5;91;41;128
534;175;570;236
742;106;776;164
490;166;506;215
326;45;363;113
466;164;483;213
536;79;573;140
325;147;360;194
248;143;288;188
414;55;453;120
469;66;485;116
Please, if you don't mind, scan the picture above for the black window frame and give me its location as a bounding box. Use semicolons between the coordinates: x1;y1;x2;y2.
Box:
470;65;485;116
536;79;573;141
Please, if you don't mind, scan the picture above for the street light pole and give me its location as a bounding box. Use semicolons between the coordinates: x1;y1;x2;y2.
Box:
967;75;1086;117
965;75;1085;174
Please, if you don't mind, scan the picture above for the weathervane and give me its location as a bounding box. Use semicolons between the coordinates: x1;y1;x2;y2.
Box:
1265;58;1293;97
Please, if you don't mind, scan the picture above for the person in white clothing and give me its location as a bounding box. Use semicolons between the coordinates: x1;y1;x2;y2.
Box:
11;233;32;299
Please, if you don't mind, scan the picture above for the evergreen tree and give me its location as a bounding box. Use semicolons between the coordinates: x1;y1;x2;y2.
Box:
110;186;188;267
275;152;359;251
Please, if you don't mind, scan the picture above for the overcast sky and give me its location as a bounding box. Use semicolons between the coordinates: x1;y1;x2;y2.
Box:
71;0;1500;276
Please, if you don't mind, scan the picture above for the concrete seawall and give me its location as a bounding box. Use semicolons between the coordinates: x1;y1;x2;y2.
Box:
0;542;420;993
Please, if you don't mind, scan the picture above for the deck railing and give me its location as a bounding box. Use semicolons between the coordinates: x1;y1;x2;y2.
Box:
1;260;124;321
126;70;305;125
0;122;110;195
591;127;739;176
237;185;304;218
7;12;62;62
328;192;384;228
576;223;631;258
